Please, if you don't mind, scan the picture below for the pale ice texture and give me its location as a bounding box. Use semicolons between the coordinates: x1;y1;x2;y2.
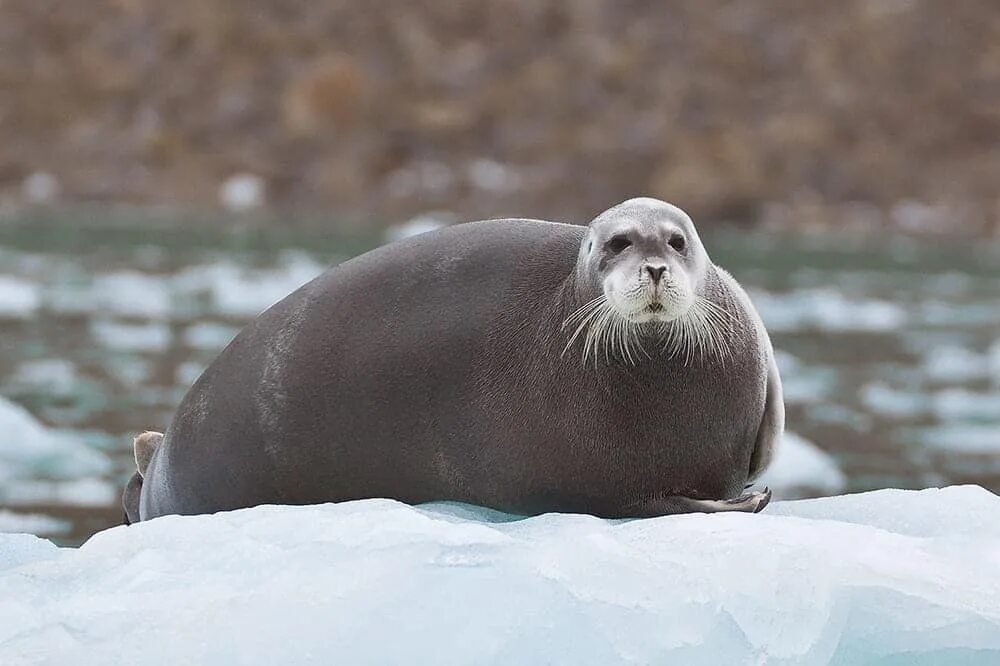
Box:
2;487;1000;665
0;396;108;494
759;431;846;499
750;288;907;333
218;173;265;212
0;510;69;537
0;275;40;318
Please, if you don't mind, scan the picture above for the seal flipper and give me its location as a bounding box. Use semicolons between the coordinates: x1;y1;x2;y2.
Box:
626;487;771;517
133;431;163;478
122;471;142;525
122;431;163;524
748;346;784;482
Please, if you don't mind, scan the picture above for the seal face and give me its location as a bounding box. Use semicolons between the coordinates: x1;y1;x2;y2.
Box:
125;198;783;523
566;198;735;365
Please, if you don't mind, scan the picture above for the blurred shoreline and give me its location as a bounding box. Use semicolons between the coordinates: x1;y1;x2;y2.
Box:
2;2;998;233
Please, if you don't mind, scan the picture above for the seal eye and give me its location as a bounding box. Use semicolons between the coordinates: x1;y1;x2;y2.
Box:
606;235;632;254
669;235;686;252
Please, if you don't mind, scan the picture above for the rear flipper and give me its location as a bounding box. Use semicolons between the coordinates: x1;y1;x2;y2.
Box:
122;471;142;525
121;431;163;525
626;487;771;518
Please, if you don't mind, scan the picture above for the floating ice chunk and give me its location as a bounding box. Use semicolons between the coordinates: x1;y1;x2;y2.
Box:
923;345;991;383
21;172;60;204
759;431;846;499
0;510;70;537
219;173;265;212
931;389;1000;420
384;161;454;198
918;301;1000;328
861;382;927;418
0;275;40;318
466;159;521;192
0;396;108;487
772;349;800;374
182;322;239;350
905;425;1000;454
90;271;172;319
1;488;999;664
750;288;907;332
173;253;325;318
9;359;78;396
90;319;171;352
384;212;455;243
780;368;837;405
176;361;206;386
1;477;119;507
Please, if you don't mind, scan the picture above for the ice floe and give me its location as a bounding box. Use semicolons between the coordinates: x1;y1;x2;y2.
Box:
1;487;998;664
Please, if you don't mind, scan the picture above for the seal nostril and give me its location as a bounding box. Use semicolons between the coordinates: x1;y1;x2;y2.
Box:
645;265;667;283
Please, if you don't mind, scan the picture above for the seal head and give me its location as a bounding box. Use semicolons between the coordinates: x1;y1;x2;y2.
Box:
566;198;734;365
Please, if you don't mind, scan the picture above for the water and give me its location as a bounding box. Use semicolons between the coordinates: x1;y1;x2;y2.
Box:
1;211;998;544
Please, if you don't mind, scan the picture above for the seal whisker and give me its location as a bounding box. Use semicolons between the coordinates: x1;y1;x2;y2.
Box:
562;299;608;359
561;295;607;331
583;302;614;366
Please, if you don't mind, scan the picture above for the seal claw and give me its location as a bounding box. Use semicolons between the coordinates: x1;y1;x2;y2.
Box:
752;486;772;513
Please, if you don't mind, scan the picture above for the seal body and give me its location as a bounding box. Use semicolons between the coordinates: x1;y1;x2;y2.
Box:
132;199;782;521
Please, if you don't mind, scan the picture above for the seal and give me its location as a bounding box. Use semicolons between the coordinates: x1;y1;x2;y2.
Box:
123;197;783;523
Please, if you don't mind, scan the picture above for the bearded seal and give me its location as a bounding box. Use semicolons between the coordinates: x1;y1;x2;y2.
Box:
123;197;783;523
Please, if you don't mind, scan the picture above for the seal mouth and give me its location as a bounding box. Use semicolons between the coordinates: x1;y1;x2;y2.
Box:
645;303;664;313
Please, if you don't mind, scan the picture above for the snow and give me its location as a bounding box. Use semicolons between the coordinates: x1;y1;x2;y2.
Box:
0;533;58;572
759;431;846;499
2;487;998;664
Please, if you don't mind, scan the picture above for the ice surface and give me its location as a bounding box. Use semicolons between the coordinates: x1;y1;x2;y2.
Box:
759;431;846;499
2;487;999;664
0;533;58;572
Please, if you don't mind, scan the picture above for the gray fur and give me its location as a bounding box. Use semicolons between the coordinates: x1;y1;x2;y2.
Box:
131;198;783;522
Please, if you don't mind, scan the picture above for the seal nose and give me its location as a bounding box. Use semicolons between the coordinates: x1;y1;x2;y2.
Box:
645;264;667;284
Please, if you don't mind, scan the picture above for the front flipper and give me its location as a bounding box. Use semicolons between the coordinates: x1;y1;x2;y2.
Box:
748;343;784;482
625;487;771;517
714;267;785;484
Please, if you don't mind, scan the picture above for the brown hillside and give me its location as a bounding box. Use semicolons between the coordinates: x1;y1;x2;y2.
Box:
0;1;998;231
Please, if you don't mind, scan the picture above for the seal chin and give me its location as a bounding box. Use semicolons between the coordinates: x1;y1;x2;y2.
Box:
616;299;689;324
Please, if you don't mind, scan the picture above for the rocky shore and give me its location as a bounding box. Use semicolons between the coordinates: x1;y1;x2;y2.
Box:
1;1;998;232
